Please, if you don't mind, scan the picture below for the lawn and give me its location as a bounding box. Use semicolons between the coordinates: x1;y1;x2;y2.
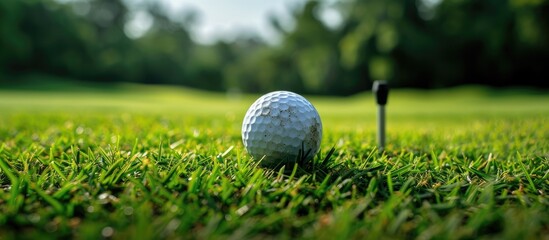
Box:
0;81;548;239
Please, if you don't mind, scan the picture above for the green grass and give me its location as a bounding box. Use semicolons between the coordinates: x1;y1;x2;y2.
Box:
0;82;548;239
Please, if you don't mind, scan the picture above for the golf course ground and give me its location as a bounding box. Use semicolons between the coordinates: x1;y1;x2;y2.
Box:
0;79;548;239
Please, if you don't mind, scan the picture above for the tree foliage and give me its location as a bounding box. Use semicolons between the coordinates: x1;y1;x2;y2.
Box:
0;0;547;95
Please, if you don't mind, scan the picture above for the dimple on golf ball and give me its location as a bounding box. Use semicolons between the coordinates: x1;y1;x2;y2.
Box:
242;91;322;165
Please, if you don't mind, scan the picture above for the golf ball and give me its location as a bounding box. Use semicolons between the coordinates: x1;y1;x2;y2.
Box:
242;91;322;165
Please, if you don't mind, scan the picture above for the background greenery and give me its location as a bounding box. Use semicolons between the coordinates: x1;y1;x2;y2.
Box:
1;0;548;95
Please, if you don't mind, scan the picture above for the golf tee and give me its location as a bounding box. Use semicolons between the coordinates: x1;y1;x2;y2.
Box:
373;80;389;153
377;105;385;152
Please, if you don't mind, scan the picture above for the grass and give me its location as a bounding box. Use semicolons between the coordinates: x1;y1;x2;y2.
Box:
0;80;548;239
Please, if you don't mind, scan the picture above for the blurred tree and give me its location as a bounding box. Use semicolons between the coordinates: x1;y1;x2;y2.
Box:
283;1;338;94
1;0;548;92
339;0;549;89
0;0;96;79
230;1;343;94
0;0;30;76
224;38;301;93
338;0;398;91
84;0;134;82
134;3;192;85
430;0;549;87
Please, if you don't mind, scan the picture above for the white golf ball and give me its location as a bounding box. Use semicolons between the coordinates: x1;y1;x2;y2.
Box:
242;91;322;165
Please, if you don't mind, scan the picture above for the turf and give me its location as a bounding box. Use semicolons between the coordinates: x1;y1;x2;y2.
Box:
0;82;548;239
